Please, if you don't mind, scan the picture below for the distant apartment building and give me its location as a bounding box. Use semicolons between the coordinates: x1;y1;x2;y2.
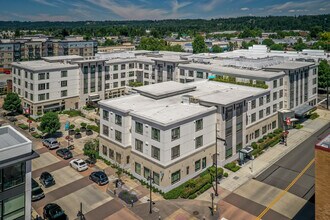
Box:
315;134;330;220
0;125;39;220
0;36;97;70
98;45;135;53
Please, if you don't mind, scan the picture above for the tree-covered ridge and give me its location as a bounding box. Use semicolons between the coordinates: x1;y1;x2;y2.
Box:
0;15;329;37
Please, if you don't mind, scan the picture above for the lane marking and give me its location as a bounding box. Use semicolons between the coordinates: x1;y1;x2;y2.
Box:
256;158;315;220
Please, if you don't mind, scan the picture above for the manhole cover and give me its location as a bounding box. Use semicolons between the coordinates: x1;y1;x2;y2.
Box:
233;176;239;180
193;211;199;215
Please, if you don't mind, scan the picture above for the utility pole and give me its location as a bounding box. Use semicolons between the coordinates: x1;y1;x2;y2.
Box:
210;193;214;216
147;176;155;214
77;202;85;220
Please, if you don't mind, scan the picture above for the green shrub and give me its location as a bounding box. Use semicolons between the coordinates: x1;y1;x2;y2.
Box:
62;110;83;117
309;112;319;120
267;133;274;138
251;142;258;149
257;138;264;143
80;122;87;127
294;124;303;129
188;193;197;199
69;124;75;129
274;128;283;134
224;172;228;177
224;162;240;172
31;132;42;138
262;135;268;140
87;125;100;133
75;128;80;133
18;124;29;130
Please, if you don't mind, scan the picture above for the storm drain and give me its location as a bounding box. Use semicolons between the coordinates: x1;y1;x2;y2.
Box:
193;211;199;216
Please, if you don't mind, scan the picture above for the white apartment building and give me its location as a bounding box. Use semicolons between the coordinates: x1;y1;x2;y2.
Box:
0;125;39;220
98;80;283;192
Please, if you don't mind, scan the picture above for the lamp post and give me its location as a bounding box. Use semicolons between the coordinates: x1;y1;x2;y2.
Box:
210;192;214;216
77;202;85;220
214;124;223;197
147;176;155;214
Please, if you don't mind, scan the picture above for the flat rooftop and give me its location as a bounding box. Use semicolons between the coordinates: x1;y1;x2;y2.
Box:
132;81;196;99
0;126;30;149
42;55;84;62
264;61;315;70
316;134;330;150
12;60;78;72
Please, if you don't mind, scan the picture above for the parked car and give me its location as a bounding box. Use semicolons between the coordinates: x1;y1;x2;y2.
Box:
42;138;60;150
89;171;109;185
7;116;17;122
43;203;67;220
32;179;45;201
56;148;73;160
69;159;88;172
39;172;55;187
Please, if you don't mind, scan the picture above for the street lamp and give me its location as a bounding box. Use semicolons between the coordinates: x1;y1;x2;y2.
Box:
214;124;224;197
210;193;214;216
147;176;155;214
77;202;85;220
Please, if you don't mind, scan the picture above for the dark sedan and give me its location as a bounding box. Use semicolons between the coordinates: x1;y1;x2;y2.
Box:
43;203;67;220
39;172;55;188
89;171;109;185
32;179;45;201
56;148;73;160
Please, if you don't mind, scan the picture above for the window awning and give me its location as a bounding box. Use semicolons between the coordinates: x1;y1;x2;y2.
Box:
240;146;253;154
294;104;316;117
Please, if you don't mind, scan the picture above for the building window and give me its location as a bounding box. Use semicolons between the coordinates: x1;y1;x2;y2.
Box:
180;69;185;76
262;126;267;134
114;65;118;71
279;90;283;98
121;64;126;70
186;166;190;175
61;71;68;77
135;121;143;134
109;149;114;159
103;110;109;121
259;110;264;119
38;94;45;101
103;125;109;136
151;127;160;142
280;78;283;86
189;70;194;77
113;73;118;79
38;83;46;90
236;122;242;132
251;100;256;109
171;145;180;160
171;127;180;141
102;145;107;156
273;104;277;113
115;130;122;143
153;172;160;185
135;139;143;152
266;107;271;116
3;193;25;219
225;126;232;137
3;162;25;190
144;167;151;179
30;94;33;101
195;119;203;131
272;121;277;129
266;94;271;103
195;135;203;149
225;106;233;120
273;80;277;88
121;72;125;78
259;97;264;106
236;103;243;116
279;101;283;109
255;129;260;138
61;90;67;97
225;147;232;158
38;73;45;80
151;146;160;160
61;80;67;87
171;170;181;184
273;92;277;101
115;114;122;126
135;163;141;175
202;157;206;169
251;113;256;123
195;160;201;171
236;143;242;153
197;71;203;78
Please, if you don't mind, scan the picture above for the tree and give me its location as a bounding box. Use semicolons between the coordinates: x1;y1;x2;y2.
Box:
103;39;116;46
270;44;285;51
3;93;21;112
212;45;223;53
83;139;99;159
293;38;307;51
262;39;275;47
192;35;208;54
318;60;330;89
39;112;61;135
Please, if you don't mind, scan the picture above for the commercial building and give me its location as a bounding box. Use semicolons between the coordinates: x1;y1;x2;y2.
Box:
315;134;330;220
0;125;39;220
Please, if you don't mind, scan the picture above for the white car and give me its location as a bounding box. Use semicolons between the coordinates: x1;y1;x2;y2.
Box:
69;159;88;172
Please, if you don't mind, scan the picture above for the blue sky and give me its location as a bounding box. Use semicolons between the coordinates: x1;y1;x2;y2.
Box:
0;0;329;21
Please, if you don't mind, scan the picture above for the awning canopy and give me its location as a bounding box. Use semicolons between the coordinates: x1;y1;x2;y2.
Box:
240;146;253;154
294;104;315;117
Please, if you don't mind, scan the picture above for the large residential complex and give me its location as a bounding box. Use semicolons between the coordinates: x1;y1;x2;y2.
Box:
0;125;39;220
0;36;97;70
10;46;321;191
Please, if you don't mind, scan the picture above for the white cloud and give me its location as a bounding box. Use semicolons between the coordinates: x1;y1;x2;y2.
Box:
319;8;326;11
171;0;192;13
240;7;249;11
202;0;224;12
288;9;295;12
32;0;58;7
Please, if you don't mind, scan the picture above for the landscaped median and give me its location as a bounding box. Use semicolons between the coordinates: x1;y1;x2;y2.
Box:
251;128;283;158
224;162;240;172
163;166;223;200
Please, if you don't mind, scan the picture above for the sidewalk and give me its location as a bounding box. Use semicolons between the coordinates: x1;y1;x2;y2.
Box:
198;109;330;198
